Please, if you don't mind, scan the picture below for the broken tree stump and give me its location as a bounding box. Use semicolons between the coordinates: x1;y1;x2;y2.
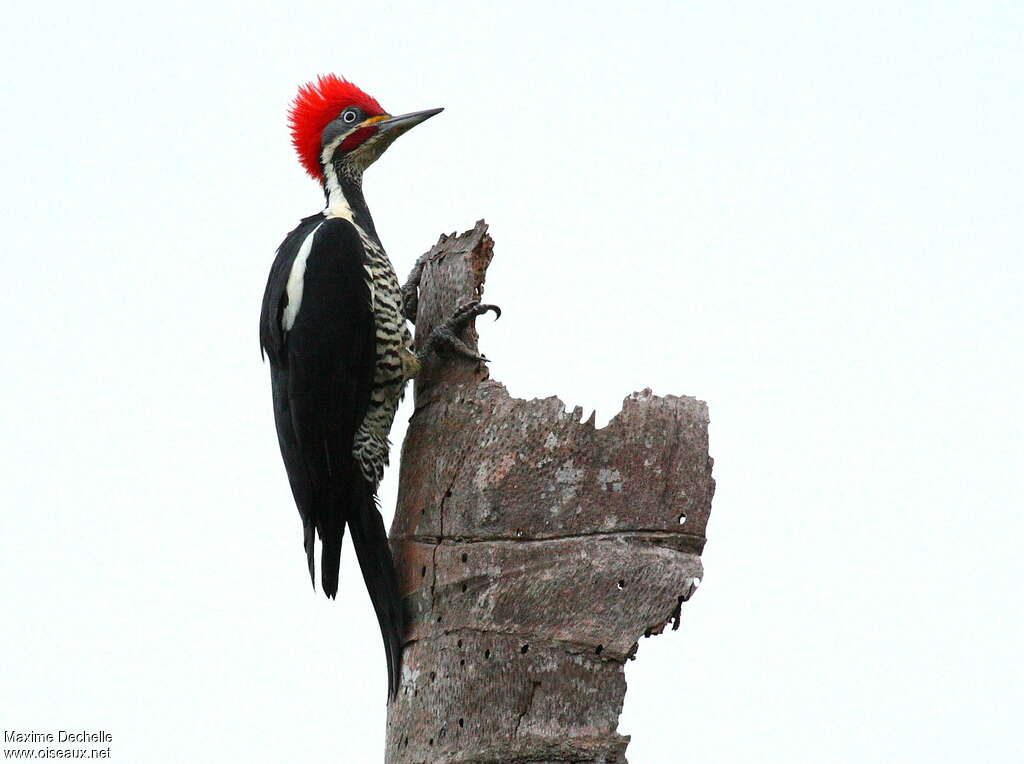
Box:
385;220;715;763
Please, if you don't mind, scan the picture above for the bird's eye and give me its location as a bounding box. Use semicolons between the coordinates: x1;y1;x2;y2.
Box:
342;108;359;124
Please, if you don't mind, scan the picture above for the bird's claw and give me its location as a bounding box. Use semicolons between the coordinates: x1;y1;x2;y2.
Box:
452;300;500;324
421;301;501;364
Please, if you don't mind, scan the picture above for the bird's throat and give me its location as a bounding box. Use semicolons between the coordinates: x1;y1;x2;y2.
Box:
322;163;379;242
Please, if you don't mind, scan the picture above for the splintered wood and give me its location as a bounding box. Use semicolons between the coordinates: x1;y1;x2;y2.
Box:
386;221;714;764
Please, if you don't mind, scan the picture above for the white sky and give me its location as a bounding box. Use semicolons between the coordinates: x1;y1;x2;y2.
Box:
2;2;1021;762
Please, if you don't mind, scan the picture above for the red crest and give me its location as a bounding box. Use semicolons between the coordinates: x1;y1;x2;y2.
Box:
288;74;386;181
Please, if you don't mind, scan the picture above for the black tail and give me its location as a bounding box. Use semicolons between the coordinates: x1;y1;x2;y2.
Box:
303;523;316;589
347;475;404;700
317;488;345;598
320;534;342;598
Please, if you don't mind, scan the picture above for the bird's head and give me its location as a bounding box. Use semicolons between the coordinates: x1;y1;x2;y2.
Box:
288;74;442;185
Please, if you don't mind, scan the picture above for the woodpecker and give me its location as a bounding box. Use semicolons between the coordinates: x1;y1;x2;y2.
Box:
259;75;496;699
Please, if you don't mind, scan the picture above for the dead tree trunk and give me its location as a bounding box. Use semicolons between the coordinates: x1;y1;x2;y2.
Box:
386;221;715;763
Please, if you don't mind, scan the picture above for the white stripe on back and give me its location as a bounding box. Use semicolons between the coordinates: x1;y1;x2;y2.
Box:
282;221;325;331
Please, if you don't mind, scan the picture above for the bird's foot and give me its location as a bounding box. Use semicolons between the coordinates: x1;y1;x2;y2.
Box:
419;301;501;363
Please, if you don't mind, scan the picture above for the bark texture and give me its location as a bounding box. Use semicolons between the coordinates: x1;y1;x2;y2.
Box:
386;221;714;763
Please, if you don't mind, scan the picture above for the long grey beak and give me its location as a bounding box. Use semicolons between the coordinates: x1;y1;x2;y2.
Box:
376;108;444;136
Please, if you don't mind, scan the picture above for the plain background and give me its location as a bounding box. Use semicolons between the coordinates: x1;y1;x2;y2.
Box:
2;2;1021;762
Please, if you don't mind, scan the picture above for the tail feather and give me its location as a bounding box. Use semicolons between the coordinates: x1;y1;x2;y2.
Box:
317;483;346;598
303;523;316;589
320;536;342;598
347;476;404;700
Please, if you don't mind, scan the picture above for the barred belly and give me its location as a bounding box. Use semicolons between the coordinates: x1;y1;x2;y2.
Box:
352;231;415;486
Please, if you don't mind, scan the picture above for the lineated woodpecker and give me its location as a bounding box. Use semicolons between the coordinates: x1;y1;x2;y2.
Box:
259;75;497;699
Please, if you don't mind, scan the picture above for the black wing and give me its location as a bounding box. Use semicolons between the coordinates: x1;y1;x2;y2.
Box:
260;215;376;588
260;213;323;365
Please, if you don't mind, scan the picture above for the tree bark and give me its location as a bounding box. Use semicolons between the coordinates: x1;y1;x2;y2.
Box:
386;221;715;763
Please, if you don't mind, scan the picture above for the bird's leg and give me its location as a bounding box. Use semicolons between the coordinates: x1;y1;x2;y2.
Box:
418;300;501;364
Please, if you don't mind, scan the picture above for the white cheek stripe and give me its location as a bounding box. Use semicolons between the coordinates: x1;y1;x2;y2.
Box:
321;134;356;221
282;222;325;331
